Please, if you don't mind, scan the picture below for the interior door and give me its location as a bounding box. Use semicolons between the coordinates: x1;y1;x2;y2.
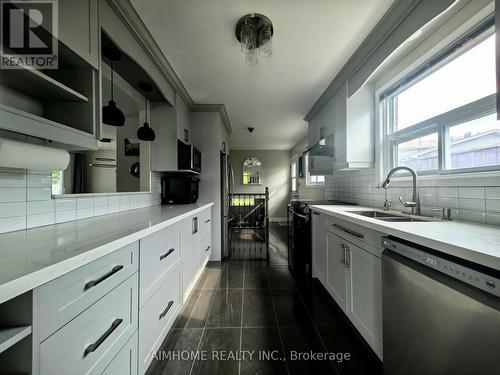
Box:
346;243;383;359
326;232;347;312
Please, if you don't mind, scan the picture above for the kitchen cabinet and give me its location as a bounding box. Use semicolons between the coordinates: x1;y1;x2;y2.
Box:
312;211;383;359
181;214;200;301
311;212;327;281
102;332;138;375
307;82;374;171
176;95;192;144
150;101;178;172
326;231;348;313
58;0;100;69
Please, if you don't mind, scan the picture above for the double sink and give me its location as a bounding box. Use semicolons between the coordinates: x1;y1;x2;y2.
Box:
347;210;433;223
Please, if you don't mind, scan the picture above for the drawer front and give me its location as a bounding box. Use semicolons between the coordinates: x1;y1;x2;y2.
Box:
139;266;181;374
199;207;212;235
40;274;138;375
140;222;181;307
326;216;383;257
35;242;139;341
101;331;138;375
200;231;212;265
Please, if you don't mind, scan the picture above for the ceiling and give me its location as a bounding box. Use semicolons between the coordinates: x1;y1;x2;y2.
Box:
130;0;394;150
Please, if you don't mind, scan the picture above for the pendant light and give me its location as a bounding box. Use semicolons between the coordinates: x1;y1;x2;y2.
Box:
102;47;125;127
137;82;155;141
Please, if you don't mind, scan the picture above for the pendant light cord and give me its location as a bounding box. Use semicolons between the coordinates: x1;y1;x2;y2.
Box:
144;91;148;123
110;62;114;102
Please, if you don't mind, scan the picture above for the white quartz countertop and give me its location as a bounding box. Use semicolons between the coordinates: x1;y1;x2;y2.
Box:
0;202;214;304
310;205;500;271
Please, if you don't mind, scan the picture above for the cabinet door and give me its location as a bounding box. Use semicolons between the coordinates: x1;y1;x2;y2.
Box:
181;216;193;301
326;232;347;312
190;216;201;280
346;243;383;359
176;95;191;143
311;212;327;282
58;0;99;69
101;332;138;375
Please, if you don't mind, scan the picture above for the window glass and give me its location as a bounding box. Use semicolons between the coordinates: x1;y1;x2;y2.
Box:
447;114;500;169
397;133;439;172
394;35;495;131
51;170;63;195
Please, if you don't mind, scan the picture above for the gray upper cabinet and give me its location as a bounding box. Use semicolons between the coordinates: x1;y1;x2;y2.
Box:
58;0;100;69
150;101;177;172
176;95;192;144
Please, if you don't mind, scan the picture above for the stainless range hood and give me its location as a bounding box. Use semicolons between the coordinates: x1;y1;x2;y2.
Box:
303;135;334;157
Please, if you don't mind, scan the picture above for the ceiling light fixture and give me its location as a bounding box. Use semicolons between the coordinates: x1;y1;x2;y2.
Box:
102;47;125;127
137;82;156;142
236;13;273;65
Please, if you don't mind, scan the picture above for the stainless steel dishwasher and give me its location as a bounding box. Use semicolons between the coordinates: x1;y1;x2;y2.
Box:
382;237;500;375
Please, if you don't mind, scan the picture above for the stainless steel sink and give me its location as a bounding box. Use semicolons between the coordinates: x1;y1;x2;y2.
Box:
347;210;433;222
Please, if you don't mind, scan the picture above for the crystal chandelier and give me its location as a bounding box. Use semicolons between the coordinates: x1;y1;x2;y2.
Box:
236;14;274;65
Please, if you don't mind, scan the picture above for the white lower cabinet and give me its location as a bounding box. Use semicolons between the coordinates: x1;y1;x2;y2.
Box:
102;332;138;375
326;231;348;313
312;211;383;359
139;265;181;374
312;212;327;281
39;274;138;375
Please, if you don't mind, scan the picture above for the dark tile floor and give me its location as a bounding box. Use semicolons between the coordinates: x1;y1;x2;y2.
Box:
147;224;384;375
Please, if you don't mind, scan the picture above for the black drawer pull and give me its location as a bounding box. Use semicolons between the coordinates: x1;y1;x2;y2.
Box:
159;301;174;320
84;318;122;357
160;248;175;261
332;224;364;239
313;212;320;216
205;246;211;252
205;219;210;223
85;265;124;290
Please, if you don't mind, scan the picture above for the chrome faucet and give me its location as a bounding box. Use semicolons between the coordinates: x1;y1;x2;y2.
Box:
380;166;421;216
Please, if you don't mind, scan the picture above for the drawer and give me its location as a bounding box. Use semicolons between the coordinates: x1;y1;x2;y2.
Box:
35;242;139;341
140;222;181;307
199;207;212;235
326;216;383;257
40;274;138;375
139;265;181;374
101;331;138;375
200;231;212;265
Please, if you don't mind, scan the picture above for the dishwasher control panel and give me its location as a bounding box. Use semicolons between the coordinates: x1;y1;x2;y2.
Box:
382;237;500;298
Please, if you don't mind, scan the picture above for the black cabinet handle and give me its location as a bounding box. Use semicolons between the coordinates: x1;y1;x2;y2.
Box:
332;224;364;239
85;265;124;290
192;217;198;234
205;219;210;223
205;246;211;252
313;212;320;216
84;318;122;357
159;301;174;320
160;248;175;261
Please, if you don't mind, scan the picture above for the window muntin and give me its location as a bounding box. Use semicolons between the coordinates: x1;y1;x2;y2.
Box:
384;23;498;175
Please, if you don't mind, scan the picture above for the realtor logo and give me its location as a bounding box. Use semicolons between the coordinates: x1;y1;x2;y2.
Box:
1;0;58;69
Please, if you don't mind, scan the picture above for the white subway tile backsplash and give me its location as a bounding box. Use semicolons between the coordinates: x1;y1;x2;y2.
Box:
486;212;500;226
457;209;486;224
27;200;54;215
486;199;500;213
94;197;108;208
119;195;130;211
0;202;26;218
0;188;26;203
108;196;120;207
27;187;51;201
77;197;94;210
0;216;26;233
27;213;54;228
55;210;76;224
27;173;52;188
485;187;500;199
436;196;459;209
76;208;94;220
459;198;485;211
94;205;108;216
458;187;485;199
55;198;76;212
436;187;458;198
0;173;26;188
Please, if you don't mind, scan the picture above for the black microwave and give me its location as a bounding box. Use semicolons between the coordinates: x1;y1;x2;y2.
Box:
161;175;199;204
178;140;201;173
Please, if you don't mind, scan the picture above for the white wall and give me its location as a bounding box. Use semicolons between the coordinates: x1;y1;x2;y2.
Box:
191;111;228;261
230;150;290;220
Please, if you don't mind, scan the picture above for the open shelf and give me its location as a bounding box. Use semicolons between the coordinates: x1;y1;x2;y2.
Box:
0;326;31;355
0;65;88;103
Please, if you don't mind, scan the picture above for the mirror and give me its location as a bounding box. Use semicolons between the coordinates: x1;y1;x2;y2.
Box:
242;157;262;185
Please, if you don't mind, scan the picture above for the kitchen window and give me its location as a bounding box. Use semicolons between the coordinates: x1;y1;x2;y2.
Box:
291;161;297;192
305;156;325;186
381;18;499;175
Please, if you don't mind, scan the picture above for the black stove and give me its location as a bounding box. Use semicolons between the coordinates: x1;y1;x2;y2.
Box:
287;200;351;277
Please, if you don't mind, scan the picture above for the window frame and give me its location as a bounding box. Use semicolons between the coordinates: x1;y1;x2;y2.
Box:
381;18;498;176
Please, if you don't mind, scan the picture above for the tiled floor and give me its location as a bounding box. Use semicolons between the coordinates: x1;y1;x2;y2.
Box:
147;224;384;375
